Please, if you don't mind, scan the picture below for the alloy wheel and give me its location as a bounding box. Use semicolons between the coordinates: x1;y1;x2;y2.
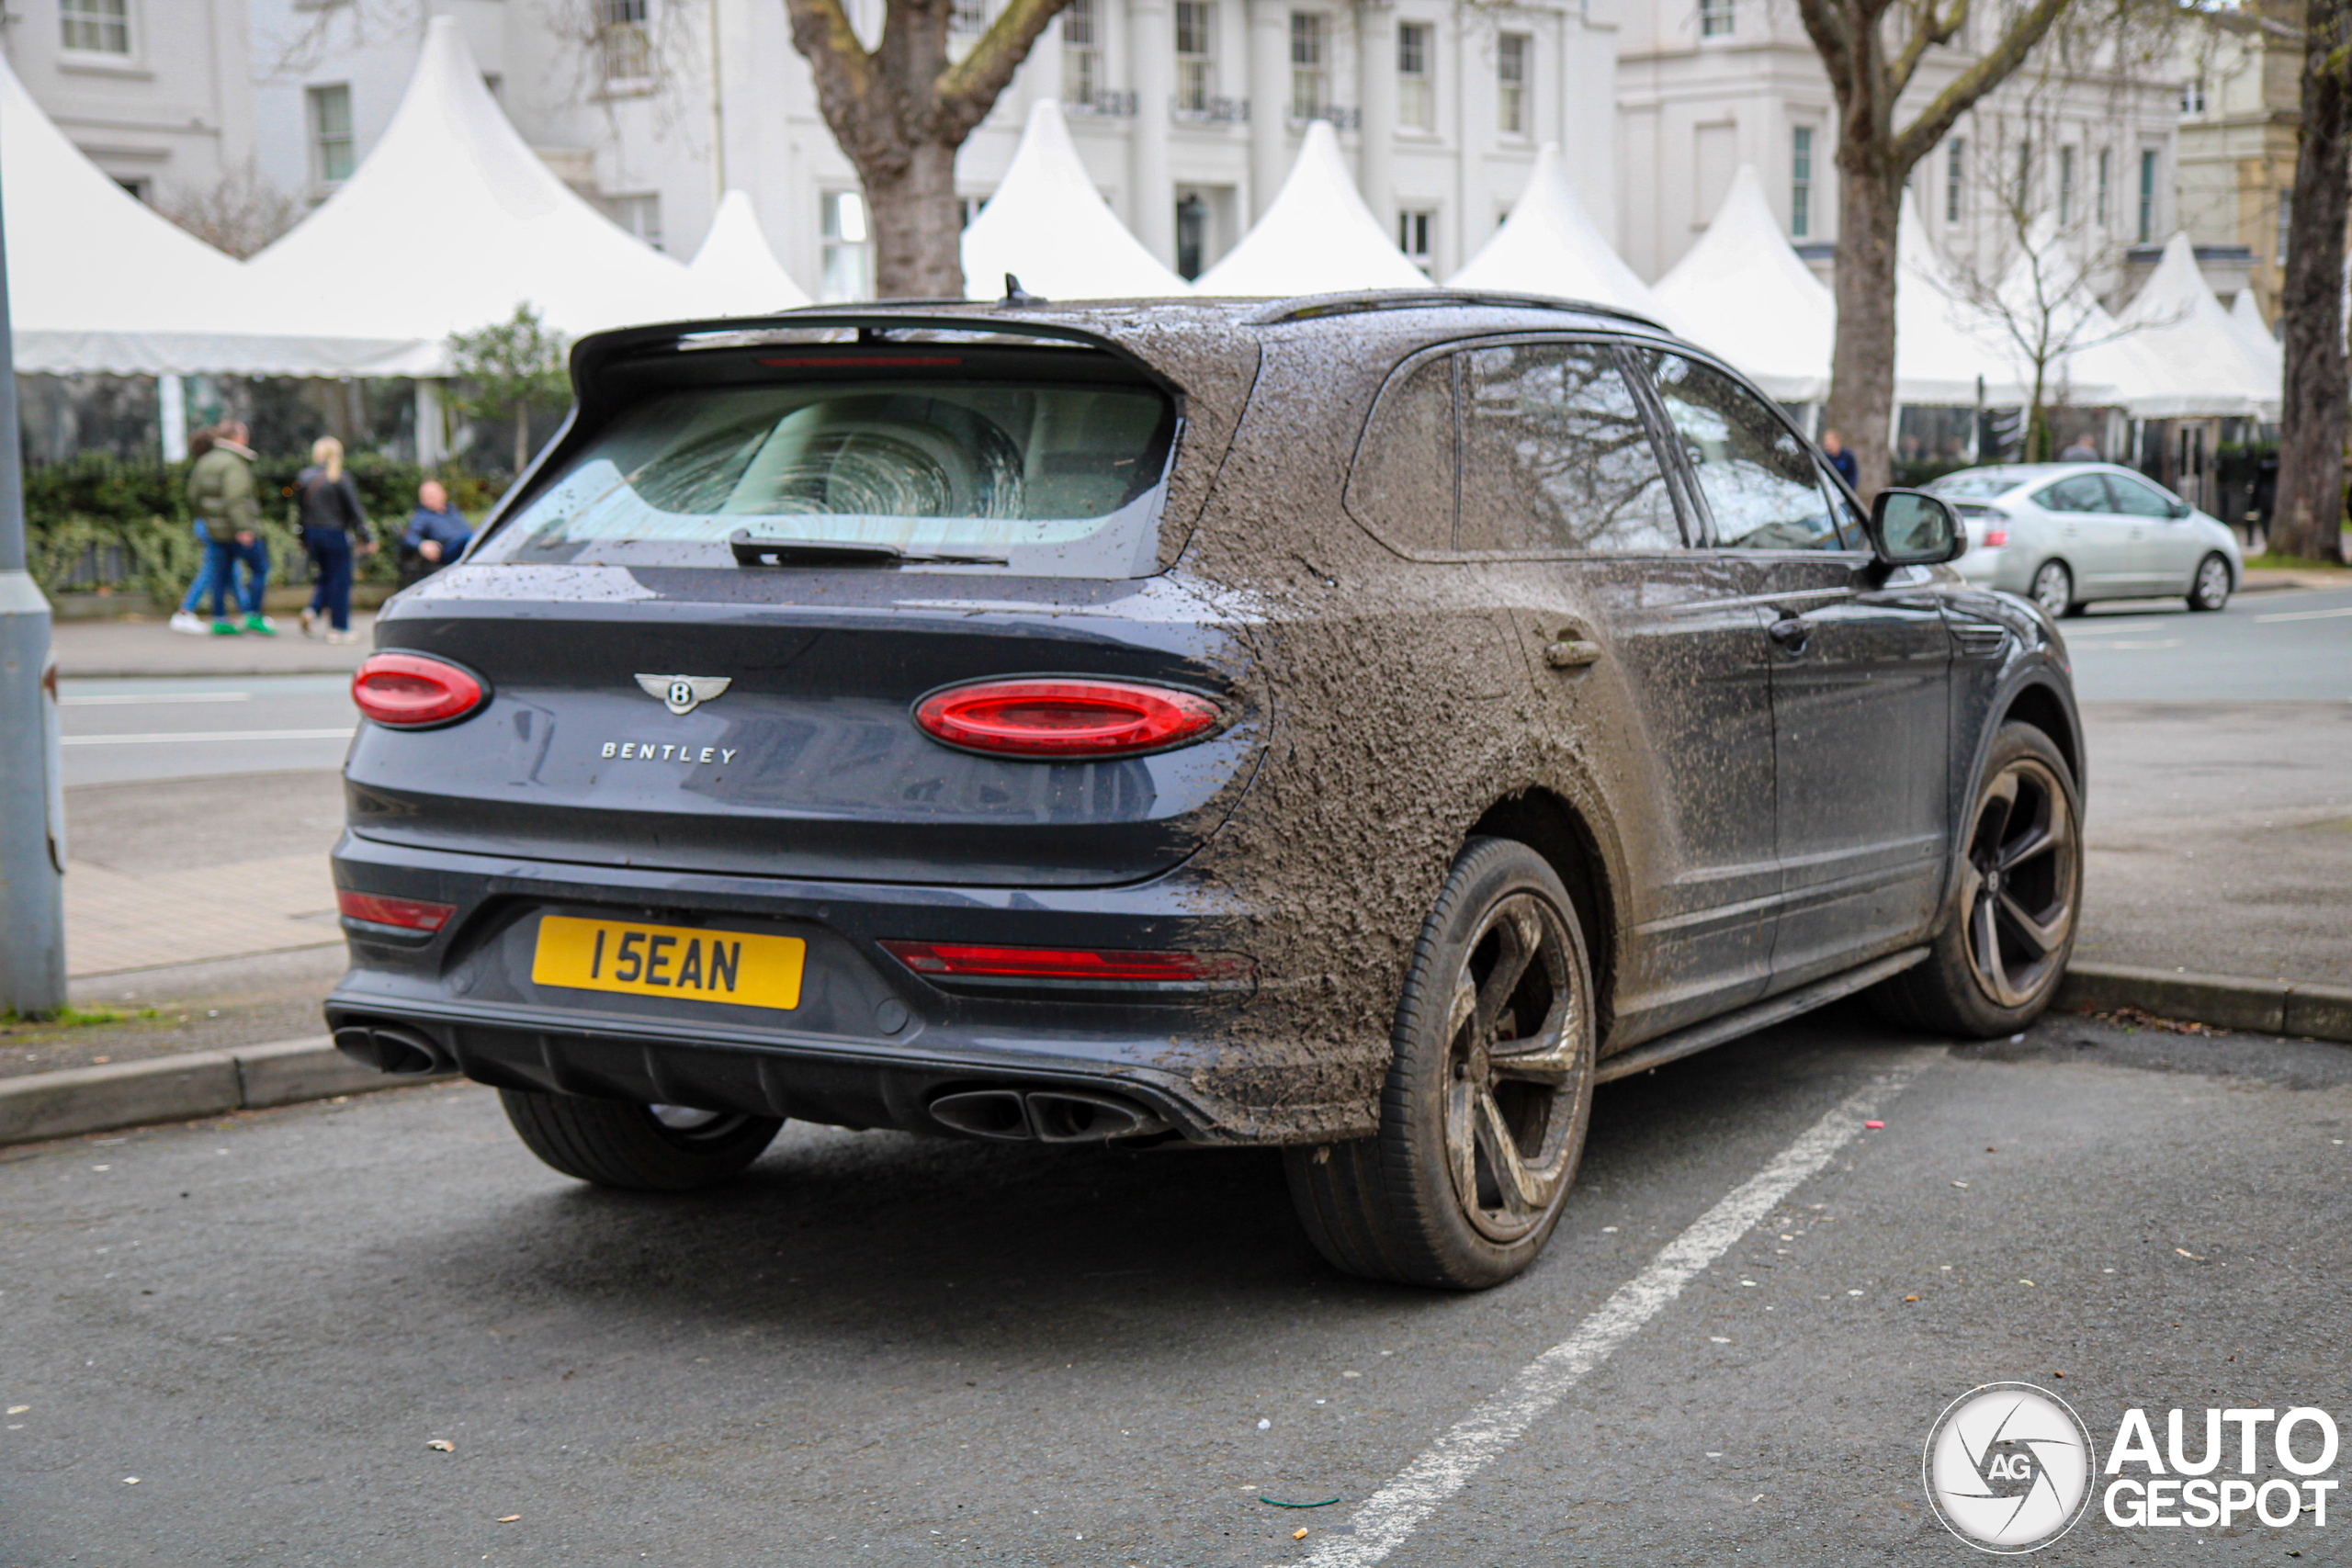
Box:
1959;758;2078;1010
2193;555;2231;611
2031;563;2072;619
1441;892;1591;1243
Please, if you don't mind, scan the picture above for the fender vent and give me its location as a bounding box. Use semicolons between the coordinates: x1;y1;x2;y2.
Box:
1953;623;2007;660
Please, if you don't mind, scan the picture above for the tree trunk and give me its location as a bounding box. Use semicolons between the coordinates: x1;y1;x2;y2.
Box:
1826;162;1901;498
2275;0;2352;562
514;411;530;477
869;140;967;299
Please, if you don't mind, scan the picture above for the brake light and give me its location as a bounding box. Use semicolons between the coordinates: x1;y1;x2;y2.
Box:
1983;529;2009;547
337;891;456;932
880;940;1250;987
914;679;1224;759
352;652;487;728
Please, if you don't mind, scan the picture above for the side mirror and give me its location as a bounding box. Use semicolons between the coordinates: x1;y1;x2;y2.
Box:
1868;489;1964;566
2167;500;2193;520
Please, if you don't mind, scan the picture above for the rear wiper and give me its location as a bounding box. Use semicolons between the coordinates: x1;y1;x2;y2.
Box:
728;529;1006;568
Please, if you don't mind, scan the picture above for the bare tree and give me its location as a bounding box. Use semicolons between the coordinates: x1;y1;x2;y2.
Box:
1795;0;2098;494
2274;0;2352;561
784;0;1078;298
158;163;304;260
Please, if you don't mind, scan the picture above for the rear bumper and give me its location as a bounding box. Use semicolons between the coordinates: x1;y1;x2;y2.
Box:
324;829;1353;1145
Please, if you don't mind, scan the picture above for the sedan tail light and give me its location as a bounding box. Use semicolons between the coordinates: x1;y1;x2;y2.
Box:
880;940;1251;991
352;652;488;728
336;891;456;932
1982;529;2009;548
913;678;1224;759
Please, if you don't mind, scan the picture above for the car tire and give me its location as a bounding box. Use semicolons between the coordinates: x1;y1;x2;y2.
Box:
2029;560;2076;619
498;1089;784;1190
2188;552;2232;613
1870;723;2082;1038
1283;837;1596;1290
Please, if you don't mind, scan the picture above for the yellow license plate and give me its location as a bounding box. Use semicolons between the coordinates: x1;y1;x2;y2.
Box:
530;915;805;1010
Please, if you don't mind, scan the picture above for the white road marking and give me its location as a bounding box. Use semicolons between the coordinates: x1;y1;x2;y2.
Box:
59;691;252;706
2254;605;2352;623
61;728;356;746
1287;1054;1934;1568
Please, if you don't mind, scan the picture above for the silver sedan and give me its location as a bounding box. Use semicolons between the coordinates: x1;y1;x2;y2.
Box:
1927;462;2245;617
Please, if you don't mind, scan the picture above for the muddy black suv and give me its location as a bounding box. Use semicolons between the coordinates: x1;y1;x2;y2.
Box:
328;294;2083;1288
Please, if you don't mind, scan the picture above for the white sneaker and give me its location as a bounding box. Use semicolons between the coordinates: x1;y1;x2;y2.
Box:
299;607;319;638
324;629;359;645
168;611;208;636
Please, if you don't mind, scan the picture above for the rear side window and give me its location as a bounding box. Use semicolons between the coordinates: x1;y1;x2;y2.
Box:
483;374;1177;575
2034;474;2110;513
1346;353;1456;554
1456;342;1682;553
1646;353;1852;550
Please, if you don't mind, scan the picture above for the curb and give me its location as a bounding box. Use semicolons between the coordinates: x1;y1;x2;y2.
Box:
2054;963;2352;1043
0;1037;450;1148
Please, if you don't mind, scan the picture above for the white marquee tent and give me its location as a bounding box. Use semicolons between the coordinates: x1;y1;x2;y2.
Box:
1194;120;1428;296
244;17;713;374
961;101;1190;299
1655;166;1837;400
1;51;419;377
1890;192;2050;408
2111;233;2279;419
2226;289;2284;384
688;191;812;315
1450;142;1689;333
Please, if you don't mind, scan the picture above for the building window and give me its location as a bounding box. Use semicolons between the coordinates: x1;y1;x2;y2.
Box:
2181;76;2205;115
820;190;874;302
2137;148;2157;243
1698;0;1733;37
60;0;131;54
2058;144;2075;225
1497;32;1529;136
1290;12;1329;121
602;193;663;251
308;85;356;186
2013;139;2030;209
1791;126;1813;239
2098;147;2111;226
1945;137;1964;222
1175;1;1215;114
1176;193;1209;279
2277;187;2292;263
1063;0;1099;106
111;175;149;203
1397;22;1433;132
1398;208;1434;276
951;0;989;33
597;0;654;83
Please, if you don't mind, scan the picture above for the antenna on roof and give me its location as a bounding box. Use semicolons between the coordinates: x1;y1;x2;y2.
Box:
1002;273;1046;306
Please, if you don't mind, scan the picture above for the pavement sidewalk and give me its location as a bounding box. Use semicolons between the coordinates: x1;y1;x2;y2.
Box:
51;611;377;678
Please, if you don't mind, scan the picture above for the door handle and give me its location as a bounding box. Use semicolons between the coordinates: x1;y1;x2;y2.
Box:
1544;638;1603;669
1768;616;1812;654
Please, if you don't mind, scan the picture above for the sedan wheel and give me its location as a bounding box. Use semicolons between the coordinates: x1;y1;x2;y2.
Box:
2188;552;2232;613
1284;838;1595;1288
2030;560;2075;619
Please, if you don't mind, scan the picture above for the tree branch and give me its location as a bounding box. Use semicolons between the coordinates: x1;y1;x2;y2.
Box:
1889;0;1973;97
782;0;889;171
934;0;1075;141
1792;0;1860;100
1891;0;2074;167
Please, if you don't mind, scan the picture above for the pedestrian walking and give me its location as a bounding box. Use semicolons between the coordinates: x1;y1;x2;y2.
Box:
2060;434;2099;462
400;479;472;585
168;427;222;636
182;422;274;637
295;436;375;643
1820;428;1860;489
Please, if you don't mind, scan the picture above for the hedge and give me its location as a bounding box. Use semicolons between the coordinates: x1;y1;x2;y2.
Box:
26;454;501;605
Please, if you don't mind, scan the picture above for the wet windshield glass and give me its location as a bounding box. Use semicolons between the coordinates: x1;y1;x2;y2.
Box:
488;380;1177;573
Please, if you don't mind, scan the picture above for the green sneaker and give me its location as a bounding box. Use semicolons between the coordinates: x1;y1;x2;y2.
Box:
242;613;277;637
209;619;241;636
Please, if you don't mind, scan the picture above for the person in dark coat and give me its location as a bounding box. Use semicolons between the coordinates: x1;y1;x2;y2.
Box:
295;436;375;642
1821;428;1860;489
400;479;473;585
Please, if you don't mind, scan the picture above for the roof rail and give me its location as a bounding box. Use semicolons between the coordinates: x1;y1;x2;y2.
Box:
1247;289;1670;334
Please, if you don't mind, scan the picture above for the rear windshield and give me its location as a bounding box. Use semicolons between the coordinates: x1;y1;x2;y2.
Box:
481;378;1179;576
1927;471;2022;501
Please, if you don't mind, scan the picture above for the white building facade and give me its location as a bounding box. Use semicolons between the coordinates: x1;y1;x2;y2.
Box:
240;0;1620;299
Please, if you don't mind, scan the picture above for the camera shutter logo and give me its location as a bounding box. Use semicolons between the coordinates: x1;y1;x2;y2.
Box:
635;674;731;716
1924;1382;2094;1553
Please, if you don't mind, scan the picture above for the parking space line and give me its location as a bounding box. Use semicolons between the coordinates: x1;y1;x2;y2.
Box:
2254;605;2352;623
1290;1051;1937;1568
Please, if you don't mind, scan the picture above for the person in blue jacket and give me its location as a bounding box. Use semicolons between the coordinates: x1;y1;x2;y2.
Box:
401;479;473;581
1821;427;1860;489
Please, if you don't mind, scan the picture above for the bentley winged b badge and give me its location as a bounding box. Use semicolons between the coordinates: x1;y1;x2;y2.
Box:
636;674;732;716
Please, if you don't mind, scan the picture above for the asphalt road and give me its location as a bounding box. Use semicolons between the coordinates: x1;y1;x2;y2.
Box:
57;675;357;787
2063;581;2352;702
4;1006;2347;1565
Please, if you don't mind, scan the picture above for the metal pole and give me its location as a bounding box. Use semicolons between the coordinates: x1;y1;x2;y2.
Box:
0;167;69;1015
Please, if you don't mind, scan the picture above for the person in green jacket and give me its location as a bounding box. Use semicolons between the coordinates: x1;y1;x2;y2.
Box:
184;422;274;637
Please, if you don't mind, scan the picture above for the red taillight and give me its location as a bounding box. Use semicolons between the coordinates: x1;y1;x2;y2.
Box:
1983;529;2010;547
352;652;487;728
336;891;456;932
913;679;1224;759
879;941;1250;987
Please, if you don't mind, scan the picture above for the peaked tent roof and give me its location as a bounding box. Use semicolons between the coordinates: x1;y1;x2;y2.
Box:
688;191;812;315
1194;120;1428;296
1449;142;1688;333
245;17;711;374
1;51;420;376
1655;165;1835;400
961;100;1190;299
1892;191;2045;407
1972;212;2140;411
2112;233;2278;418
2226;289;2284;380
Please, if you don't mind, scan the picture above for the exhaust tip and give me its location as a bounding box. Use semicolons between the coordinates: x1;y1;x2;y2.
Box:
928;1089;1034;1141
332;1023;447;1077
1024;1089;1170;1145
